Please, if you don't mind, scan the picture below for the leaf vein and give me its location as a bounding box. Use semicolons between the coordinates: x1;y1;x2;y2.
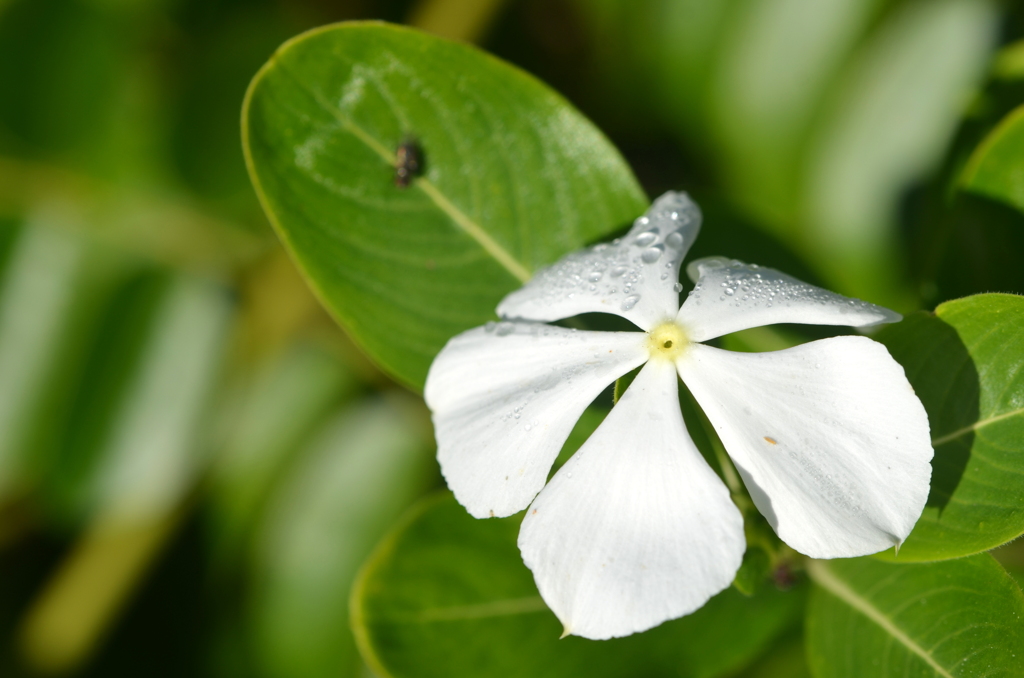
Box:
808;560;955;678
274;58;531;283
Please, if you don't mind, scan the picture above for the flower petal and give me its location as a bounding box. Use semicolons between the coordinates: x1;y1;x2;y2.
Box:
518;359;745;640
677;258;901;342
497;192;701;331
425;322;648;519
676;339;932;559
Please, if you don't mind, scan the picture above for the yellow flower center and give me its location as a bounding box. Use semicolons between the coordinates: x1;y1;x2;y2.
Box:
647;322;689;361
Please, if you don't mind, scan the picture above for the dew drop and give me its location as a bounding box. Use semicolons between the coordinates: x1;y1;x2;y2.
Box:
610;265;628;277
641;247;663;264
665;232;684;249
724;288;735;296
589;271;603;282
673;282;683;292
524;424;532;431
634;232;657;247
621;294;641;310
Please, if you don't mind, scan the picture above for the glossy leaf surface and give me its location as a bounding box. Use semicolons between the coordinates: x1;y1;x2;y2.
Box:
806;555;1024;677
352;493;804;678
252;398;433;678
961;104;1024;216
875;294;1024;561
243;22;646;389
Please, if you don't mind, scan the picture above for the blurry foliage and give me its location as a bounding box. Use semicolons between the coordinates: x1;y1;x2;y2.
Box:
0;0;1022;676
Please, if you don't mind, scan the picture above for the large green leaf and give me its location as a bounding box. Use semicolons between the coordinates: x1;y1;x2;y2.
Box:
875;294;1024;561
805;554;1024;677
961;104;1024;216
710;0;877;226
209;343;356;565
243;21;647;390
75;274;233;525
802;0;995;304
0;220;114;498
251;397;434;678
352;493;804;678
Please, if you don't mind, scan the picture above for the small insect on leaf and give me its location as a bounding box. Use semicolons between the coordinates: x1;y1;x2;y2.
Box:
394;139;423;188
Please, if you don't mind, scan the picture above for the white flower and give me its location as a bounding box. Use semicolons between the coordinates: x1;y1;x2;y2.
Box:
424;192;932;641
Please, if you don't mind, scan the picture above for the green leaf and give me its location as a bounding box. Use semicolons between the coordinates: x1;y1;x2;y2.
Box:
73;275;233;524
0;0;130;158
735;630;811;678
251;397;434;678
992;39;1024;80
710;0;877;225
243;21;646;390
352;493;804;678
961;104;1024;216
0;221;103;497
874;293;1024;561
209;343;355;565
802;0;995;303
805;554;1024;678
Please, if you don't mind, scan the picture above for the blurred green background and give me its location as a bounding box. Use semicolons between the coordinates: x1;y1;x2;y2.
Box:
1;0;1023;675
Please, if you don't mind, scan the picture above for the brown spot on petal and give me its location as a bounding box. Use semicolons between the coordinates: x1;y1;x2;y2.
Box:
764;437;777;445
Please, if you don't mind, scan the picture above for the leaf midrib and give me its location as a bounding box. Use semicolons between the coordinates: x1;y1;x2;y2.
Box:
271;55;532;283
931;406;1024;446
807;560;954;678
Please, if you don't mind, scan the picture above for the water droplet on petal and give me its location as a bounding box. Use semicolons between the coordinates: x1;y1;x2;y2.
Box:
724;288;735;296
634;232;657;247
673;282;683;292
641;246;663;264
589;271;603;282
610;265;628;277
621;294;641;310
665;232;684;249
